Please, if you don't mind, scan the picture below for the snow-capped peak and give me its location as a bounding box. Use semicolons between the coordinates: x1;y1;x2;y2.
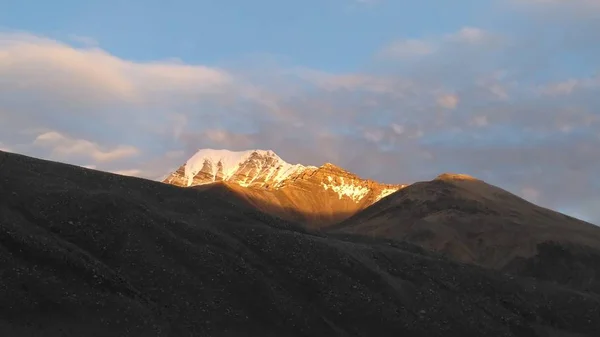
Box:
185;149;266;184
183;149;311;187
163;148;406;204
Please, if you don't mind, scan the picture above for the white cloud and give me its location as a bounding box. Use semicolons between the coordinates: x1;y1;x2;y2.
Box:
112;169;143;177
541;79;579;95
33;131;139;163
540;76;599;96
446;27;489;44
488;84;510;100
292;68;411;95
169;113;189;140
204;129;231;143
363;129;385;143
436;94;460;109
380;27;500;61
68;34;99;47
0;32;232;107
391;124;405;135
470;115;489;127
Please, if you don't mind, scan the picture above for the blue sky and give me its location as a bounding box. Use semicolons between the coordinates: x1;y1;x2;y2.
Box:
3;0;496;69
0;0;599;223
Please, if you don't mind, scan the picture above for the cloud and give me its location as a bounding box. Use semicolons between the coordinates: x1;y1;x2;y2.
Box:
379;39;435;59
112;169;143;177
470;116;489;127
68;34;99;47
379;27;503;61
488;84;510;100
445;27;491;44
391;124;405;135
363;129;386;143
0;32;231;110
539;75;600;96
33;131;139;163
436;94;460;109
0;21;599;225
291;68;410;95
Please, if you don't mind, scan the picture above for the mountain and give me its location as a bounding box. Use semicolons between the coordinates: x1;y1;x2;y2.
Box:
163;149;309;188
163;149;405;227
332;173;600;293
2;150;600;337
163;150;600;294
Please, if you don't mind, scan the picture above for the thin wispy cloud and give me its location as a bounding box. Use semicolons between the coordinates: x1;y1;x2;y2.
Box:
68;34;99;47
379;39;436;59
33;131;140;163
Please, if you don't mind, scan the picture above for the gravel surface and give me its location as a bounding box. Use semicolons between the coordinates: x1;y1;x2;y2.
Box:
1;150;599;337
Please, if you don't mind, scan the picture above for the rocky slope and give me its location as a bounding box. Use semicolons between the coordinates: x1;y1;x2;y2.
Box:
163;149;405;227
331;173;600;281
2;150;600;337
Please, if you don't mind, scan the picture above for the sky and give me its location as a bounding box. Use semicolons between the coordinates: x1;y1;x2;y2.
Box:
0;0;599;224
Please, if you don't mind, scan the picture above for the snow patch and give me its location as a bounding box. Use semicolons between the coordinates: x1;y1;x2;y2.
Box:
375;187;400;202
321;181;370;202
270;163;310;186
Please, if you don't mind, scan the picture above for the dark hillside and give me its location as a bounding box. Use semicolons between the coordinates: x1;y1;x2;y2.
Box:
1;151;599;337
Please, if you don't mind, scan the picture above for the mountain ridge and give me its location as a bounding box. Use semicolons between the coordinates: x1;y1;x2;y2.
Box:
163;148;404;201
162;149;406;226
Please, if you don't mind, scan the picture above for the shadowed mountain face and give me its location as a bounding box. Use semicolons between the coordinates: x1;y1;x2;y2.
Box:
2;150;600;336
163;149;405;227
332;174;600;292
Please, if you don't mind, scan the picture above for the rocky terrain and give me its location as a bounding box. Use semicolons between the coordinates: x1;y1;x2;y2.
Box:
2;150;600;336
332;173;600;293
163;149;404;226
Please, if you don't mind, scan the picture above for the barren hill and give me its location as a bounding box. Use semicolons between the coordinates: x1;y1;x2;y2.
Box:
2;150;600;336
332;173;600;292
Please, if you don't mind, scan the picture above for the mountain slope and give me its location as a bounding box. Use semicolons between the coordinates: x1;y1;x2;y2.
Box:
332;173;600;270
163;149;404;226
2;150;600;336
